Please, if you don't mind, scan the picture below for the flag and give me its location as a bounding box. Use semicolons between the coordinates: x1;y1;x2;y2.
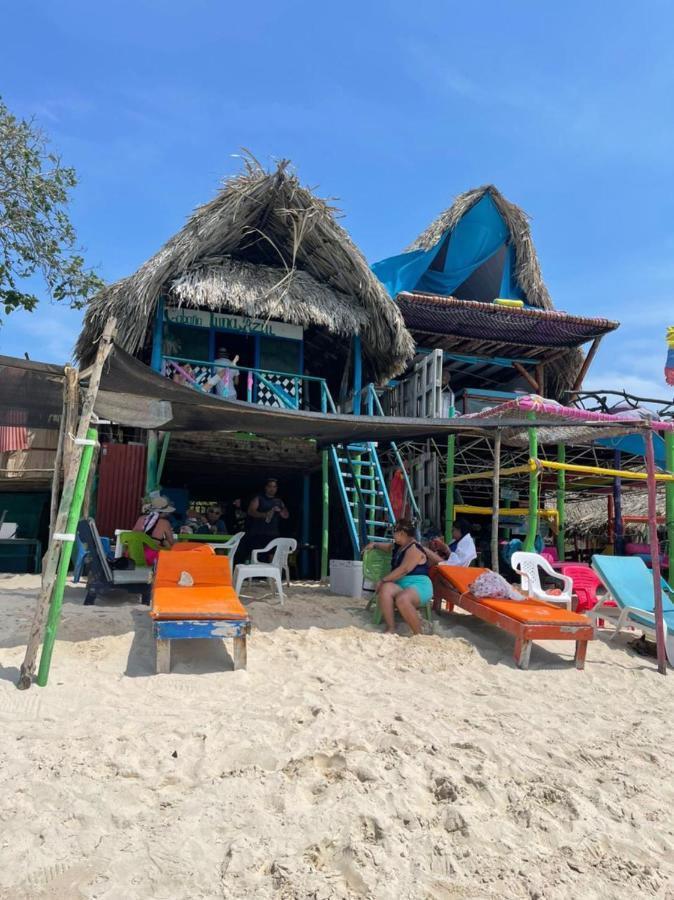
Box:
666;327;674;386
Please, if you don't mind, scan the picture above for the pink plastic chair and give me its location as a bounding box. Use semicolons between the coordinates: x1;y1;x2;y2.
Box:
541;547;559;566
558;563;614;614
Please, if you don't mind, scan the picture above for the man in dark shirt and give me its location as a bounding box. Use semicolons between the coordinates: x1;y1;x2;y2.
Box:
235;479;290;564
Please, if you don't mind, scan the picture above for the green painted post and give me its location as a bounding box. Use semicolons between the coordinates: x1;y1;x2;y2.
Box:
524;415;539;552
556;443;566;561
36;429;98;687
665;431;674;581
321;450;329;581
156;432;170;487
146;430;158;494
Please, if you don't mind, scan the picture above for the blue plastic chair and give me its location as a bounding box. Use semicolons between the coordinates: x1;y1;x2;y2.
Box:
73;532;111;583
591;555;674;665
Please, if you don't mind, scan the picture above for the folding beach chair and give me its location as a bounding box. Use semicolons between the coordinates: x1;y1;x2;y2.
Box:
591;555;674;666
77;519;153;605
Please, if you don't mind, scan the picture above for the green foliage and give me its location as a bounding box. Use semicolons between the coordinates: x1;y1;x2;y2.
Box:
0;96;103;316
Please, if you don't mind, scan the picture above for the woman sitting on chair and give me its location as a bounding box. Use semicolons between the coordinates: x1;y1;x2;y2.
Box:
132;495;176;565
363;519;432;635
424;519;476;568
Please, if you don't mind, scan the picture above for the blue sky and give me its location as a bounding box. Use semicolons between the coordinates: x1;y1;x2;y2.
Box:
2;0;673;400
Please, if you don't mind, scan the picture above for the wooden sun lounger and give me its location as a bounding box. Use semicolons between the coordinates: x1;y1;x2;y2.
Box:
149;548;251;673
431;566;594;670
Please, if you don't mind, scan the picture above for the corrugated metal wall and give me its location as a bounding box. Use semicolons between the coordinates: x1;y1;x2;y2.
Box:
96;442;146;538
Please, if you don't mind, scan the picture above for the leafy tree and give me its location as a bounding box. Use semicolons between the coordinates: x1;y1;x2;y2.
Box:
0;96;103;316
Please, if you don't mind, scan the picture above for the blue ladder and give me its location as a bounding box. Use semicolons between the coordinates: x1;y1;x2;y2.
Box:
329;442;395;557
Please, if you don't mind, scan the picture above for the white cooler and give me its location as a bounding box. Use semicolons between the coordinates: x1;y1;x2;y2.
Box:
329;559;364;598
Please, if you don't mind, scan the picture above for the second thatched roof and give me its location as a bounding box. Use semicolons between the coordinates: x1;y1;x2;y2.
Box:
76;158;415;382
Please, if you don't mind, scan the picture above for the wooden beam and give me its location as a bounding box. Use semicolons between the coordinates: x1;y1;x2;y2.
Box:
513;363;540;392
491;430;502;573
569;336;602;400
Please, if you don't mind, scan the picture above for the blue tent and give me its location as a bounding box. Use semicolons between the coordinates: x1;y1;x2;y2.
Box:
373;189;528;303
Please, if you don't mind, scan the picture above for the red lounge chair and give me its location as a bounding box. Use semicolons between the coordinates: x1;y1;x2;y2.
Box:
431;566;594;670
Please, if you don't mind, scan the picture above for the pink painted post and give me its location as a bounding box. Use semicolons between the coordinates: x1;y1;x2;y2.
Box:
644;428;668;675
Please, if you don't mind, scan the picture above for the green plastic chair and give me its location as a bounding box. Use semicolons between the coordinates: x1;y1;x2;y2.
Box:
364;548;433;625
117;531;159;567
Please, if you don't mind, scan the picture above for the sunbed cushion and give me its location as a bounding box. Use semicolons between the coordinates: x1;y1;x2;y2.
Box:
432;565;590;625
151;586;247;620
477;598;590;625
433;565;490;594
155;549;232;588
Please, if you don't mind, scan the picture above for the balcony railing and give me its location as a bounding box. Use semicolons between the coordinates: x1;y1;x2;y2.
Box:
162;355;337;414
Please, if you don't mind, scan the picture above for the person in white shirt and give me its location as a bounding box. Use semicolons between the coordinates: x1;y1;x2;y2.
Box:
424;519;477;568
208;346;239;399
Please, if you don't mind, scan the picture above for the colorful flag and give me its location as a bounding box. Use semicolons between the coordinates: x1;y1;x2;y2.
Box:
667;327;674;386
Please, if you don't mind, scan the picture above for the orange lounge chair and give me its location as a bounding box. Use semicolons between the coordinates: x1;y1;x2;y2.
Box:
431;566;593;670
149;549;251;673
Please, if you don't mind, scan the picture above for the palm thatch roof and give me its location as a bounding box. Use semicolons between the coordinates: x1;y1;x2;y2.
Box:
76;158;414;382
404;185;584;398
565;487;667;538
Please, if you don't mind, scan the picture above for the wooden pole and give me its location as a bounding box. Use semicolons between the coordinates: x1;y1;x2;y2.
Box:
81;435;100;519
513;363;539;393
556;443;566;561
524;414;539;551
644;428;667;675
665;430;674;582
61;366;80;482
48;368;73;541
156;431;170;487
145;430;158;494
36;428;98;686
18;318;116;690
444;435;456;542
568;336;602;402
491;430;501;572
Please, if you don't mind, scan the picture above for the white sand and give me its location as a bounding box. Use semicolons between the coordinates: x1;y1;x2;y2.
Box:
0;573;673;900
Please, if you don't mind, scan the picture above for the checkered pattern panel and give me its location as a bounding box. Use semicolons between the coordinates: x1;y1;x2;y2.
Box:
257;374;302;408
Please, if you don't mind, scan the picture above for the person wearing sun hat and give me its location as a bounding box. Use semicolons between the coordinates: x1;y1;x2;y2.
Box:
133;495;176;565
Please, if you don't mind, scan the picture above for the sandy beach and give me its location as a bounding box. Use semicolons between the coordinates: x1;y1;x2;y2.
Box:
0;574;673;899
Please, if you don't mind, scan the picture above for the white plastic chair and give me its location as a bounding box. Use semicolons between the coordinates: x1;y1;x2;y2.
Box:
222;531;244;559
234;538;297;605
510;551;573;610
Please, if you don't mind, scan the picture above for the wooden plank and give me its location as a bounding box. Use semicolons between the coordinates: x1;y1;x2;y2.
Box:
154;619;250;640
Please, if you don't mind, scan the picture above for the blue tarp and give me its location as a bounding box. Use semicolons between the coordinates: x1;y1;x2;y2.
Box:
598;433;666;468
372;193;521;300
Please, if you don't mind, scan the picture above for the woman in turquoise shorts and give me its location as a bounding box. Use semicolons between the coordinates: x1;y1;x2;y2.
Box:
363;519;433;635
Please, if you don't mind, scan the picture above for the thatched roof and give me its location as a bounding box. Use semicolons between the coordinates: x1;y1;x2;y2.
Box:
404;184;583;397
565;487;667;538
76;159;414;382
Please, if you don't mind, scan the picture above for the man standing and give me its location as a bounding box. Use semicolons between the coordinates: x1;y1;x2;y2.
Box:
235;478;290;564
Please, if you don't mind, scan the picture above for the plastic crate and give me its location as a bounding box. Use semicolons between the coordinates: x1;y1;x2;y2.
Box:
329;559;364;597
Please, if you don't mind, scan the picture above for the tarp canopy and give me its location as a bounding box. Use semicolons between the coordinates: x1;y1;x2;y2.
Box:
0;356;65;429
372;194;521;300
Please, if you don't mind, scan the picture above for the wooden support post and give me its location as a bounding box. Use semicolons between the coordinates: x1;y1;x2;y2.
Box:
352;335;362;415
665;431;674;582
491;430;502;573
301;473;310;578
445;435;456;542
81;433;100;520
150;297;164;372
556;443;566;561
644;428;667;675
524;415;539;552
49;367;78;541
19;318;116;690
321;450;329;581
535;364;545;397
36;427;98;686
232;636;247;670
156;639;171;674
513;363;539;393
613;448;624;555
568;336;602;402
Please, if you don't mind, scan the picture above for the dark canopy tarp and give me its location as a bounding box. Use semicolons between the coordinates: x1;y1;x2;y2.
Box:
0;355;65;429
89;346;468;443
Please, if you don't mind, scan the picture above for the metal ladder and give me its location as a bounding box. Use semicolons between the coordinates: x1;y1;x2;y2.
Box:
329;441;395;557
